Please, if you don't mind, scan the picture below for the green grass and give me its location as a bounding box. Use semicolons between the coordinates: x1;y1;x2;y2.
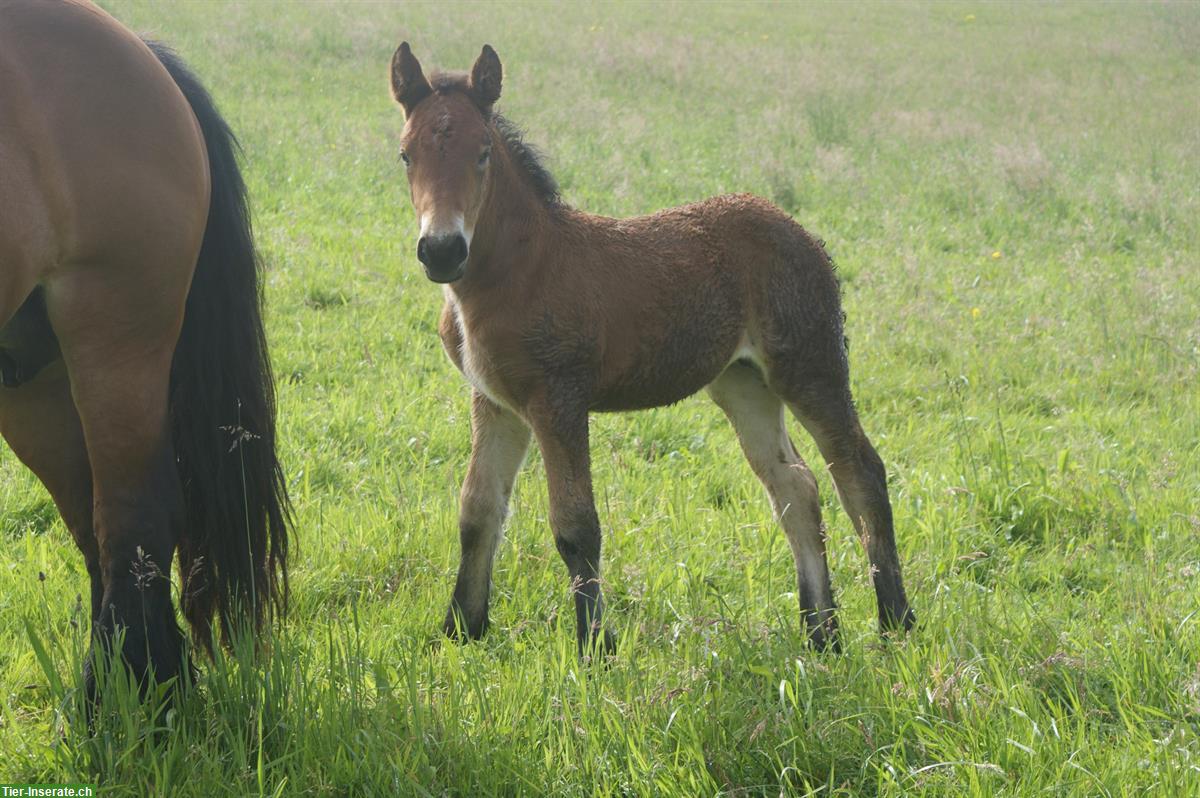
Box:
2;1;1198;795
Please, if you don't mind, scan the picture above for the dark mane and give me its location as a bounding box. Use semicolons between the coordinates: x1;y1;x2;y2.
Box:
426;71;564;209
493;114;563;209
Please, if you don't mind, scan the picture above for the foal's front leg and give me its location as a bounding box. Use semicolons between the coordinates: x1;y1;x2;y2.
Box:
530;405;616;657
443;391;530;640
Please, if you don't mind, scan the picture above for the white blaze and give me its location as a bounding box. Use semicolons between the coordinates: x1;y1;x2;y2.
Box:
420;211;470;246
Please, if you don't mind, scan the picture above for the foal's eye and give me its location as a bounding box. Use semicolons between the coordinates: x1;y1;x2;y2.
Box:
399;150;411;167
477;149;491;168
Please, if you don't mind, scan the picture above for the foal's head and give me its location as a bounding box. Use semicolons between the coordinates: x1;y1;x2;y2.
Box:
390;42;502;283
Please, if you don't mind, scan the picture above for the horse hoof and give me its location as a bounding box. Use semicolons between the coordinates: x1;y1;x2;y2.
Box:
880;605;916;636
806;622;842;654
578;629;617;663
442;606;488;642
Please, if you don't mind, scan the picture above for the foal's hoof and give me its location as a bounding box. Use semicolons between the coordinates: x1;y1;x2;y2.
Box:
806;615;842;654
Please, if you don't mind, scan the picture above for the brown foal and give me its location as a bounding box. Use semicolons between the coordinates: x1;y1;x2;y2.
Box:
389;42;914;654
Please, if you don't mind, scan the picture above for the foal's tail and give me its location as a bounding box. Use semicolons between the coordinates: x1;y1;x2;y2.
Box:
147;41;291;654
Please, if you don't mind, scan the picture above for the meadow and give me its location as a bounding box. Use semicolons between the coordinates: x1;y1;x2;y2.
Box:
2;1;1198;795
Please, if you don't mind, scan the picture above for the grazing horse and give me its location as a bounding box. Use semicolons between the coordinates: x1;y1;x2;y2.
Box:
0;0;289;692
389;42;914;654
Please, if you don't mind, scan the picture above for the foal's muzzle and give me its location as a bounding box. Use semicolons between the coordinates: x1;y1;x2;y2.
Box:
417;233;468;283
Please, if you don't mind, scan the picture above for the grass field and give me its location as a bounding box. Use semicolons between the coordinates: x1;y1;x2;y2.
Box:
2;1;1198;795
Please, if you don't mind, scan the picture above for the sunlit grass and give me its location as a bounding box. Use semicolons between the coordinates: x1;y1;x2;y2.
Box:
1;1;1197;795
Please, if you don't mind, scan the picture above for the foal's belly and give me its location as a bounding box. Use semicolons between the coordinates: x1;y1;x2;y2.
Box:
590;327;741;412
590;370;720;412
589;278;746;412
441;287;745;415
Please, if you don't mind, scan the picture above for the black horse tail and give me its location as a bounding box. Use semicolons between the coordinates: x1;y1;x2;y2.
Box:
146;41;291;654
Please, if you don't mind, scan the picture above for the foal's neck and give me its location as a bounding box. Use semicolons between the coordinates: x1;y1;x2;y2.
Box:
455;129;556;296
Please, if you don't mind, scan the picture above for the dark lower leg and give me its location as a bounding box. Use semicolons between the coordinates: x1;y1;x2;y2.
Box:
87;440;189;694
829;439;914;633
555;526;614;657
532;402;615;658
444;520;500;639
93;562;184;686
797;577;840;652
789;386;914;636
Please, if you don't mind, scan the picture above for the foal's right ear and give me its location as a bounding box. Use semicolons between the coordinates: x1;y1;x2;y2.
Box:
390;41;432;115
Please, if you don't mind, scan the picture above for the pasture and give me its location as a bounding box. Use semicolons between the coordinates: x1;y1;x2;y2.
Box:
2;1;1198;795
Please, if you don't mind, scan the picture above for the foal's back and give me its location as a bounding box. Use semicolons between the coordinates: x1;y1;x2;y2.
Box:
548;192;845;413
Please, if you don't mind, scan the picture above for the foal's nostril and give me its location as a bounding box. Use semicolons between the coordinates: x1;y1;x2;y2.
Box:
417;236;430;266
448;235;468;265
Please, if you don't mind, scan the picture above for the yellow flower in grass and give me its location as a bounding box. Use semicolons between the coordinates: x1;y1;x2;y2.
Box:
991;250;1002;259
971;307;982;319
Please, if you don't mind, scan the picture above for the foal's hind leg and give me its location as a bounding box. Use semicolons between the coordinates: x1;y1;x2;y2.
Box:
787;380;915;634
0;361;99;619
443;390;530;640
708;362;838;650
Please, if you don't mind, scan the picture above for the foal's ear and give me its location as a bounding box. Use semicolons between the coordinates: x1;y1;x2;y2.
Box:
390;41;432;114
469;44;503;112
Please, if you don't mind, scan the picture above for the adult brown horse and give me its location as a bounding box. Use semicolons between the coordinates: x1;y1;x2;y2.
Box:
389;43;915;655
0;0;289;693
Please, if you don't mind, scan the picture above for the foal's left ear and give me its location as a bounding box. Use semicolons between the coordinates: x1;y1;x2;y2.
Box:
469;44;503;113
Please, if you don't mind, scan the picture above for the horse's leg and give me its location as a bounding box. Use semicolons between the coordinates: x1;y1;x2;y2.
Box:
443;390;530;640
708;362;838;649
0;361;99;619
44;268;190;691
786;380;915;634
528;403;615;657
